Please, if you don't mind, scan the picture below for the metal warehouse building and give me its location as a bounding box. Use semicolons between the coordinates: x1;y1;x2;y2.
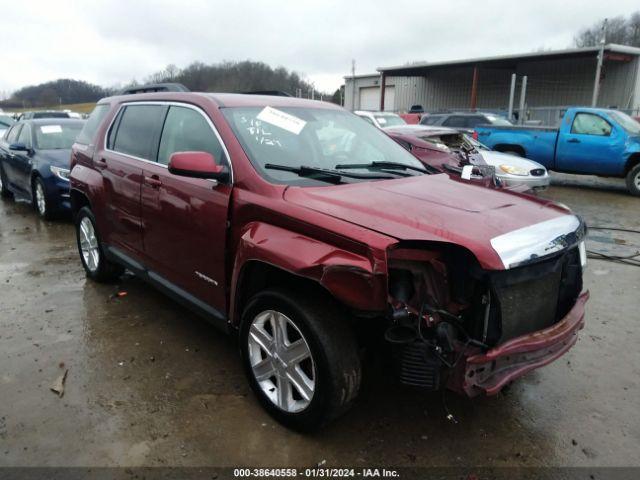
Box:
344;44;640;124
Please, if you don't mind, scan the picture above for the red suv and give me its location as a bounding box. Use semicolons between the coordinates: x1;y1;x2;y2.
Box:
70;92;588;431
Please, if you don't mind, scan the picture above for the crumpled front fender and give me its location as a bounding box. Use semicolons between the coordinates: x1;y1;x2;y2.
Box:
229;222;388;324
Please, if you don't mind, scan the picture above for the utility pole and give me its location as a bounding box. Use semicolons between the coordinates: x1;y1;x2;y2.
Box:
518;76;528;125
591;18;607;107
351;59;356;111
507;73;516;121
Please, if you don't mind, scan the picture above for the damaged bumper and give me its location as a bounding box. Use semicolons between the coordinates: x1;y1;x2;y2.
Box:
459;290;589;396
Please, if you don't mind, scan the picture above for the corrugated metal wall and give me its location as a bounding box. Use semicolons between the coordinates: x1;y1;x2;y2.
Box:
345;55;640;114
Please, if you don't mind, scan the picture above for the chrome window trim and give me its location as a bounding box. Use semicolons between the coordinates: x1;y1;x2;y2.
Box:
103;100;234;184
490;215;585;269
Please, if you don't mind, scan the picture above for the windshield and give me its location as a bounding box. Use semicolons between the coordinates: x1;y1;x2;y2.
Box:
485;115;513;126
34;123;83;150
609;111;640;135
222;107;426;185
374;115;406;127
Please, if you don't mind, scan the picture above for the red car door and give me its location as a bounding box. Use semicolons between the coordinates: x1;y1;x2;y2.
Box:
140;104;232;314
97;104;168;258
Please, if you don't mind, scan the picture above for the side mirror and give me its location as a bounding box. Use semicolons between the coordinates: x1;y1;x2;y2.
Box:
9;142;29;152
168;151;229;181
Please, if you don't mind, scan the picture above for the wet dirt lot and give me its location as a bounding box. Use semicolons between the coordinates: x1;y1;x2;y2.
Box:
0;174;639;469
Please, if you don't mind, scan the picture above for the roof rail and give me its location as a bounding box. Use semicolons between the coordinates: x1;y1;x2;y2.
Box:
244;90;292;97
119;83;190;95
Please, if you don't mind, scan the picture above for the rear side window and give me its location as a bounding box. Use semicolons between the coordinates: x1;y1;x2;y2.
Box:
110;105;167;160
157;106;225;166
421;115;441;125
76;104;109;145
464;116;486;127
442;116;467;127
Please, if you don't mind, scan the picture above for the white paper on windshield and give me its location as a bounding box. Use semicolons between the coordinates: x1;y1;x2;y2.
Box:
257;106;306;135
40;125;63;134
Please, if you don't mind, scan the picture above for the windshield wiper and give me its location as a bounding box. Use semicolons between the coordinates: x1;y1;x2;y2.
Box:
264;163;396;183
334;161;437;174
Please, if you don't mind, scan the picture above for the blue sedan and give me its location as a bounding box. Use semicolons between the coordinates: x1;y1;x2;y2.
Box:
0;118;84;219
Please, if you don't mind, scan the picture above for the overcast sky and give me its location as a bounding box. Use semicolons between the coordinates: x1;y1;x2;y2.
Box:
0;0;638;94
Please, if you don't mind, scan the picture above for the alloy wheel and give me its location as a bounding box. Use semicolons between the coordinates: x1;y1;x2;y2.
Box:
247;309;315;413
79;217;100;272
35;182;46;216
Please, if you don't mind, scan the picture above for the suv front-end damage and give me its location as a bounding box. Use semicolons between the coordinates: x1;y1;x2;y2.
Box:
384;215;588;396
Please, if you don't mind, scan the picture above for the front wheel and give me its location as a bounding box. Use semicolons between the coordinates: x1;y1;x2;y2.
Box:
0;165;13;198
33;177;53;220
75;207;124;282
240;287;361;431
626;164;640;197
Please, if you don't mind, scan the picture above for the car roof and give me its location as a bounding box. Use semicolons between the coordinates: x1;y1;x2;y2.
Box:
355;110;399;117
22;118;85;126
384;125;460;136
100;92;342;110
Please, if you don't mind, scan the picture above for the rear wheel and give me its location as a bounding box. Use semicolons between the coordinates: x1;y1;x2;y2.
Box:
0;165;12;198
626;164;640;197
240;287;361;431
75;206;124;282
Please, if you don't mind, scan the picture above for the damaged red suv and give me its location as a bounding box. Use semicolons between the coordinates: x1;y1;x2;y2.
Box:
70;92;588;431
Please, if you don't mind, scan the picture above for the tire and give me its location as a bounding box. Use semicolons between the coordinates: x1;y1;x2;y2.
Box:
626;164;640;197
0;164;12;199
239;287;361;432
33;177;54;220
75;206;124;282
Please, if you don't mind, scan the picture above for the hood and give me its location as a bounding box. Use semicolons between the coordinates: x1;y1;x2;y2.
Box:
36;149;72;169
478;150;545;171
284;174;573;270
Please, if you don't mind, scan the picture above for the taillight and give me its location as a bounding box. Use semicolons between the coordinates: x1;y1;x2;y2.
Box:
472;130;478;140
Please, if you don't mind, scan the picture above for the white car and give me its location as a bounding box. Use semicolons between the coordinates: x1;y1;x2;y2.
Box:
385;124;550;191
354;111;407;129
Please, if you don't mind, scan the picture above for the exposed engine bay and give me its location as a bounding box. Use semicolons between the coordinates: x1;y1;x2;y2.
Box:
385;243;584;394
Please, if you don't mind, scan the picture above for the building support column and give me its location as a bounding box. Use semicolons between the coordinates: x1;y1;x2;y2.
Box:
470;66;479;110
379;73;386;111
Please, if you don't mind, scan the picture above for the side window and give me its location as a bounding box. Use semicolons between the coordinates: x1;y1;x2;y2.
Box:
422;115;440;125
465;116;486;127
443;116;466;127
157;106;225;166
6;125;22;144
76;104;110;145
111;105;167;160
17;125;31;147
571;113;612;136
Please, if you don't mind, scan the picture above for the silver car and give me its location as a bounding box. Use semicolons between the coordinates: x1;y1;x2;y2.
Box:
385;125;550;191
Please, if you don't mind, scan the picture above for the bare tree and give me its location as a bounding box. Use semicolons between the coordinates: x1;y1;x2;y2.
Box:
574;12;640;47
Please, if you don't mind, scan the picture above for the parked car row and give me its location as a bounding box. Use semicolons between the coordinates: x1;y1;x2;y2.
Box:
1;88;589;432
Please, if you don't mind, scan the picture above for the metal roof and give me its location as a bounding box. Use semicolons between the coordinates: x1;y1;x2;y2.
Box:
377;44;640;74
